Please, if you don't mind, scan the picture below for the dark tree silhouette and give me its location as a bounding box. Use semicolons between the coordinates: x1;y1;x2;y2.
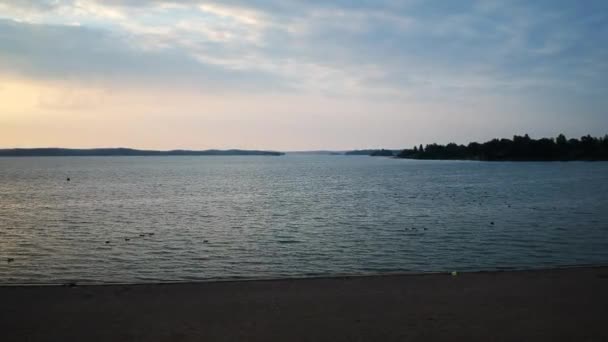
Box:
397;134;608;161
370;149;394;157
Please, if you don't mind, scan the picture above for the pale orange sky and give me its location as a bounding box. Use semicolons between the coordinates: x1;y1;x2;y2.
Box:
1;75;575;151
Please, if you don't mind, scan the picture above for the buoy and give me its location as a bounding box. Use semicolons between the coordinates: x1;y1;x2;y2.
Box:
451;271;458;276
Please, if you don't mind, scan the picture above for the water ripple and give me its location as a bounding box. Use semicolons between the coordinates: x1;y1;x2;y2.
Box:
1;156;608;284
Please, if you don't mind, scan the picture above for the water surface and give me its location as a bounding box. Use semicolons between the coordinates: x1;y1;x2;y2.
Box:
1;156;607;284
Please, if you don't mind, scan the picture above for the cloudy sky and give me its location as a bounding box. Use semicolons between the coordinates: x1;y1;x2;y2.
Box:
1;0;606;150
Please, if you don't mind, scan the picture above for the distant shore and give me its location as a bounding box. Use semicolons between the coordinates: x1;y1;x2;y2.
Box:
338;134;608;161
0;148;284;157
2;266;607;341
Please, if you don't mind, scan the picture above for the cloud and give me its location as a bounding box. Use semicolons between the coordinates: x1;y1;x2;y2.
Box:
0;18;291;93
0;0;607;114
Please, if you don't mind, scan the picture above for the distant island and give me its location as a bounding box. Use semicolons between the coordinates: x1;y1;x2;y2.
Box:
370;149;395;157
0;148;284;157
397;134;608;161
344;149;398;156
344;149;378;156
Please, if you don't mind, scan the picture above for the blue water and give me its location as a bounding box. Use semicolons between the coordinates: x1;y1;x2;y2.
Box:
1;156;607;284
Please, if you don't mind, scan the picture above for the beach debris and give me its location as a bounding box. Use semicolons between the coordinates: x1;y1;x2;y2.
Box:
7;258;15;263
451;271;458;277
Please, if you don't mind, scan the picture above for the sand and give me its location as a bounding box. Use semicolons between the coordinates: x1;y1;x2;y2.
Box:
2;266;607;341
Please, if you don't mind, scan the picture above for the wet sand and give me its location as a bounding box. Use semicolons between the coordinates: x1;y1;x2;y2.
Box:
2;266;607;341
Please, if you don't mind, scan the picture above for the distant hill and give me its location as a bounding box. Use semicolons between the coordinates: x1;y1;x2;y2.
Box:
0;148;284;157
397;134;608;161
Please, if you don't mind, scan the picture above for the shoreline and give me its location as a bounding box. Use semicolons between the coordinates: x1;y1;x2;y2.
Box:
2;266;607;341
2;263;608;287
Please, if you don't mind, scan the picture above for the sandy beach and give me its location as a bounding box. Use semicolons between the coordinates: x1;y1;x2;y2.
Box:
2;266;607;341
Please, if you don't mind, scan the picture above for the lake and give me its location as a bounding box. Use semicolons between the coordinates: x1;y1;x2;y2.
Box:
1;156;607;284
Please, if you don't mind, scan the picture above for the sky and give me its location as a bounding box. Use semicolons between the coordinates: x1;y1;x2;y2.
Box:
0;0;607;151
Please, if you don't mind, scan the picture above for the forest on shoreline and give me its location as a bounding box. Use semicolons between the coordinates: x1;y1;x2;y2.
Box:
396;134;608;161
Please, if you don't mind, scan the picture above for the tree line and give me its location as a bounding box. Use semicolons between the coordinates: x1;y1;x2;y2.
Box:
397;134;608;161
